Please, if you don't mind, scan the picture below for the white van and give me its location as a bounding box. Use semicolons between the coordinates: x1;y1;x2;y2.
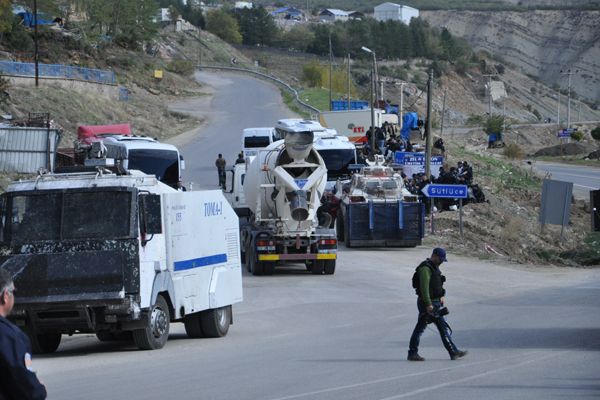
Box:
242;127;276;158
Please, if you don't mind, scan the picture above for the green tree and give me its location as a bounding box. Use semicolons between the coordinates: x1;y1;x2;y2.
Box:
206;9;241;44
279;25;314;52
0;0;13;33
302;62;322;87
81;0;159;49
483;114;508;135
182;2;205;28
591;126;600;141
234;6;277;46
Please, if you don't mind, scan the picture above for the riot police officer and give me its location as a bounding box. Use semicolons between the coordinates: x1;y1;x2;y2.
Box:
408;248;468;361
0;268;47;399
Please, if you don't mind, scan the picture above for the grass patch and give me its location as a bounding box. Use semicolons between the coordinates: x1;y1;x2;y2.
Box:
298;88;347;112
280;89;310;119
451;146;541;191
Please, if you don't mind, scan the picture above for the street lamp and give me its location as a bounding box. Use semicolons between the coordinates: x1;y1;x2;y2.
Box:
361;46;376;154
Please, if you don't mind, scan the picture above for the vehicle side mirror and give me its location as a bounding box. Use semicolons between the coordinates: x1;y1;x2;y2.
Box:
139;194;162;237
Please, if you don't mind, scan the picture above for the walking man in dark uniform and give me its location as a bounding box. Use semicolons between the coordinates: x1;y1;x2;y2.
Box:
0;269;47;399
215;153;226;189
408;248;467;361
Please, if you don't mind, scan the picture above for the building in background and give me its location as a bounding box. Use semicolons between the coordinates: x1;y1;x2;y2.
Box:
234;1;253;9
374;3;419;24
319;9;349;23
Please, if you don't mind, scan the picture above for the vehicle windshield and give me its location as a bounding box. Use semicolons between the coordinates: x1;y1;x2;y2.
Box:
128;149;179;188
318;149;356;180
3;190;133;243
244;136;271;148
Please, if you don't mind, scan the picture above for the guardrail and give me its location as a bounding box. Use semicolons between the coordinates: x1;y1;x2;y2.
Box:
196;65;320;116
0;61;116;85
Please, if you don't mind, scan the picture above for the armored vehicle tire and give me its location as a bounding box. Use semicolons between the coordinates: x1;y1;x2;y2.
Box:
312;260;325;275
324;260;336;275
336;212;345;243
28;330;61;354
200;306;231;337
184;313;204;338
133;295;170;350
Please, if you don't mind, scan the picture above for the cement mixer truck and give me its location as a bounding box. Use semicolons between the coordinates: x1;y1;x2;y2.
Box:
241;129;337;276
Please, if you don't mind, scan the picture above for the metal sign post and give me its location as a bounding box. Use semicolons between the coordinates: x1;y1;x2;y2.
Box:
422;184;468;236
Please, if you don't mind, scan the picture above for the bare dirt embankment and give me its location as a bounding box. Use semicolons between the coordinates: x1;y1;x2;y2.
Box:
422;9;600;104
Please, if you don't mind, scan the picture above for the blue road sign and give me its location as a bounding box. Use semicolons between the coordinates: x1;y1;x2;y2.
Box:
422;184;468;198
557;128;573;138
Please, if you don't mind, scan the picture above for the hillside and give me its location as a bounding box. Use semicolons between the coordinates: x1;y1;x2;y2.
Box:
0;28;250;144
422;10;600;104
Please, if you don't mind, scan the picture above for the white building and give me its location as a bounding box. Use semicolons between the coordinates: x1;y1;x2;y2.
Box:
319;9;349;23
374;3;419;24
234;1;253;9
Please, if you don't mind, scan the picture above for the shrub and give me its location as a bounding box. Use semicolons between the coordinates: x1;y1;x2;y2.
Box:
302;62;322;87
570;130;584;141
532;108;541;121
466;114;485;126
503;143;524;159
166;60;194;76
591;126;600;141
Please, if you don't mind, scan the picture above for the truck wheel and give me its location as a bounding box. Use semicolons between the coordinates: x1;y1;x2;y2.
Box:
311;260;325;275
28;330;61;354
263;261;275;275
336;211;345;243
252;260;265;276
133;295;170;350
245;241;254;273
324;260;336;275
305;260;313;272
200;306;231;338
184;313;204;338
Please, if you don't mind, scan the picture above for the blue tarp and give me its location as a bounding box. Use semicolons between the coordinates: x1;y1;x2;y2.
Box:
18;12;54;27
385;104;399;114
400;112;419;141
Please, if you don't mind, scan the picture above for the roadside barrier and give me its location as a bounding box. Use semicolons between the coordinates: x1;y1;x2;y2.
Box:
0;61;116;85
196;65;320;116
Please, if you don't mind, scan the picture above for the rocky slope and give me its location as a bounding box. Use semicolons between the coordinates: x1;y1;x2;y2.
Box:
422;10;600;104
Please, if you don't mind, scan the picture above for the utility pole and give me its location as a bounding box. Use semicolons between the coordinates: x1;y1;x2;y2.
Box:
198;29;202;69
347;53;351;111
440;89;447;137
370;69;375;153
557;89;561;127
399;82;406;132
561;69;577;128
425;70;433;178
483;74;497;116
34;0;39;87
328;33;333;111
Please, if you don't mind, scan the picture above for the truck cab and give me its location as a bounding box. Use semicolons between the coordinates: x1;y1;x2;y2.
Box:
1;170;242;353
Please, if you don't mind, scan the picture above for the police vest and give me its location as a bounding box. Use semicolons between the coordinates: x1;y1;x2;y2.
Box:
412;260;446;299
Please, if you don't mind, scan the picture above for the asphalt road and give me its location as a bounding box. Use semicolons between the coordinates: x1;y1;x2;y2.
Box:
533;161;600;200
33;72;600;400
168;71;294;190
